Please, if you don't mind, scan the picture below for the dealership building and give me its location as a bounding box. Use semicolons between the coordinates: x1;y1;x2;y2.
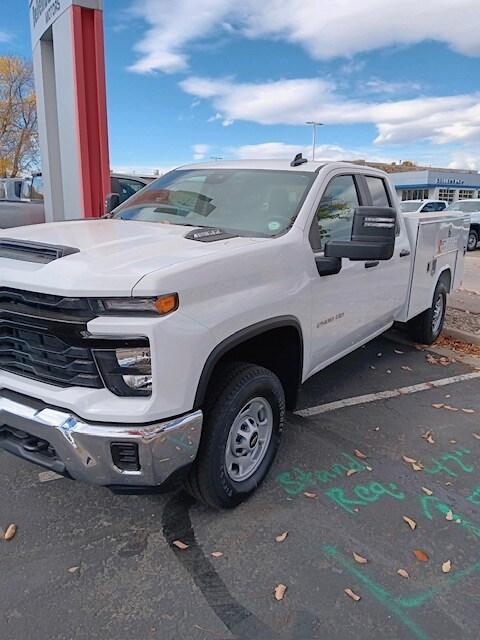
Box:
389;168;480;204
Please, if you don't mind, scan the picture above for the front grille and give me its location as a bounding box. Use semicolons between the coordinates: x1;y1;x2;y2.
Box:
0;287;103;388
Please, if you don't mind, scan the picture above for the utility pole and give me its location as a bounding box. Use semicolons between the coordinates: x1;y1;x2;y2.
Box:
305;121;324;161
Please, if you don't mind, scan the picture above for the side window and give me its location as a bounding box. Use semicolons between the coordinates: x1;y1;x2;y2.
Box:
436;202;446;211
117;178;145;203
311;175;359;250
31;176;44;200
422;202;435;212
365;176;391;207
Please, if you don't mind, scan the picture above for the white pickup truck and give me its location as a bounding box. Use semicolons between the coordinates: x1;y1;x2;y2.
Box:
0;159;469;508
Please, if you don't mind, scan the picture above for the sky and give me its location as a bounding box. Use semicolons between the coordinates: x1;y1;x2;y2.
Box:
1;0;480;175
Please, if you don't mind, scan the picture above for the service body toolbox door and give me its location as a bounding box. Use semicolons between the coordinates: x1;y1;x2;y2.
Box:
403;213;469;320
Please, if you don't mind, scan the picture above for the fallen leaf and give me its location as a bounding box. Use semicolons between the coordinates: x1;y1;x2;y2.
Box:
394;349;404;354
445;481;452;486
172;540;189;550
473;433;480;440
449;440;457;444
370;365;376;370
444;405;459;412
68;566;80;574
344;588;361;602
377;352;383;357
374;427;380;432
354;449;368;460
386;369;392;374
432;403;445;409
352;552;368;564
442;560;452;574
462;408;475;414
346;469;358;477
421;431;435;444
274;584;287;601
401;365;413;371
211;551;224;558
402;455;417;464
413;549;429;562
412;462;424;471
397;569;410;578
403;516;417;530
426;354;438;364
3;524;17;541
422;487;433;496
304;491;317;499
445;510;454;521
275;532;288;543
366;465;373;472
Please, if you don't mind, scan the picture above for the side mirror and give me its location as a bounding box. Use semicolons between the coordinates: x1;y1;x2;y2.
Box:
105;192;120;215
325;206;396;261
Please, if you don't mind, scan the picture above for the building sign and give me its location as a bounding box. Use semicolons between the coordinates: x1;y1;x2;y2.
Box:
435;177;465;185
29;0;101;46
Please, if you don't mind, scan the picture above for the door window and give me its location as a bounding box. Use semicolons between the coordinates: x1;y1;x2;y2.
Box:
365;176;391;207
117;178;146;203
312;175;359;250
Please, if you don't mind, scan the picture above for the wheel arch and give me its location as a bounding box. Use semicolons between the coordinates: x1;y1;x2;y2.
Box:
193;316;304;412
437;267;452;293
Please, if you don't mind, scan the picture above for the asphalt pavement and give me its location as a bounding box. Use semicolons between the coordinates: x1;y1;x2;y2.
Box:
1;333;480;640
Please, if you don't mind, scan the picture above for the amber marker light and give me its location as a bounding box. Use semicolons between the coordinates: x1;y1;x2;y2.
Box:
155;293;179;315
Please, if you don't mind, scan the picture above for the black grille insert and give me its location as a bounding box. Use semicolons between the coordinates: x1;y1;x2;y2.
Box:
0;287;102;388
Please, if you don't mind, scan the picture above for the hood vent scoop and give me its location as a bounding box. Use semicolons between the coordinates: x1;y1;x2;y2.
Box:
0;239;79;264
184;227;237;242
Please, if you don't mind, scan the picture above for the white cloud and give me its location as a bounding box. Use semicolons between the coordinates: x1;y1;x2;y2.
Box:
128;0;480;74
362;78;423;95
180;75;480;146
0;31;11;43
448;151;480;170
192;143;211;160
230;141;394;164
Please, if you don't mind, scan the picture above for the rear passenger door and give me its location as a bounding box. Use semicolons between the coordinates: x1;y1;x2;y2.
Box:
362;174;411;323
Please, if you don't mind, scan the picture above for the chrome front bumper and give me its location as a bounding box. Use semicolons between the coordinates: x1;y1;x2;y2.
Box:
0;391;202;488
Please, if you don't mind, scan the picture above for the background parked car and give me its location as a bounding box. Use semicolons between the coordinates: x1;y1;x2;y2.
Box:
446;199;480;251
0;177;24;201
0;172;149;229
399;199;447;214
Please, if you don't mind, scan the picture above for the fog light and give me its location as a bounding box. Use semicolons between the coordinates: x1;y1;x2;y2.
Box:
94;346;152;396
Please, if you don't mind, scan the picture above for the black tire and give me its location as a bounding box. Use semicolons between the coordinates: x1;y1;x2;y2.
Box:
407;280;447;345
184;361;285;509
467;229;479;252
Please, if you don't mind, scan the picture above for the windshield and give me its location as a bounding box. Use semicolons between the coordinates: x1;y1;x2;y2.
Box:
400;201;421;212
446;201;480;213
112;169;315;237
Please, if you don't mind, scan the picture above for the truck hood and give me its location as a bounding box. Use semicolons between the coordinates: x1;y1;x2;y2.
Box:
0;219;266;296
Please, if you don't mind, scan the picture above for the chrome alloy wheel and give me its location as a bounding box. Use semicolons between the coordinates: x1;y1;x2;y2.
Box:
225;397;273;482
432;292;444;336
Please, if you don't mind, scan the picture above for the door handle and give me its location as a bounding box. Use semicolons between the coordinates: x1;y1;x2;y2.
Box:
399;249;411;257
365;261;379;268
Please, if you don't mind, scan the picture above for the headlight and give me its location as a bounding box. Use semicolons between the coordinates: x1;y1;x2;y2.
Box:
94;347;152;396
90;293;178;316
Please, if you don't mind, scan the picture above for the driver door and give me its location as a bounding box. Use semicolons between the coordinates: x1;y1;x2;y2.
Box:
308;172;386;370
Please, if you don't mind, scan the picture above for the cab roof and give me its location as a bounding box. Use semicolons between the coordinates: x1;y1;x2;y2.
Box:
175;159;386;175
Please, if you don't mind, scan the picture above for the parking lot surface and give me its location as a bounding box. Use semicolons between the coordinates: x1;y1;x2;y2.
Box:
2;333;480;640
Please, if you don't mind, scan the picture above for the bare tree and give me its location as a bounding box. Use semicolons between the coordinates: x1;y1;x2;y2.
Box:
0;56;39;177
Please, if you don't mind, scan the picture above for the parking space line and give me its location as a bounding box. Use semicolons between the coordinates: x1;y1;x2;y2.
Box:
296;371;480;417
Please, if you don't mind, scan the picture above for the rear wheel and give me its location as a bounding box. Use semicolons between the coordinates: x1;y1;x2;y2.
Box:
467;229;478;251
184;362;285;509
407;280;447;345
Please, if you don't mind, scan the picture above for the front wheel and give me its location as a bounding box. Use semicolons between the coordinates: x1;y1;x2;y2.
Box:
184;362;285;509
467;229;479;252
408;280;447;345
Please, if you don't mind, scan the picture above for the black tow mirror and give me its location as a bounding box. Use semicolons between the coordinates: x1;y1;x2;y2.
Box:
325;206;396;261
104;192;120;215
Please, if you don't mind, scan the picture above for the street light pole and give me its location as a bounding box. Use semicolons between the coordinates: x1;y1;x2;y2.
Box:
305;121;324;161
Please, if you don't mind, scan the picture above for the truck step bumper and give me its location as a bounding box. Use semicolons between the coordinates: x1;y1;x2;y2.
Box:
0;390;202;488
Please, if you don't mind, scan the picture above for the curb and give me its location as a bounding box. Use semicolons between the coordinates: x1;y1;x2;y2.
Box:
442;326;480;346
